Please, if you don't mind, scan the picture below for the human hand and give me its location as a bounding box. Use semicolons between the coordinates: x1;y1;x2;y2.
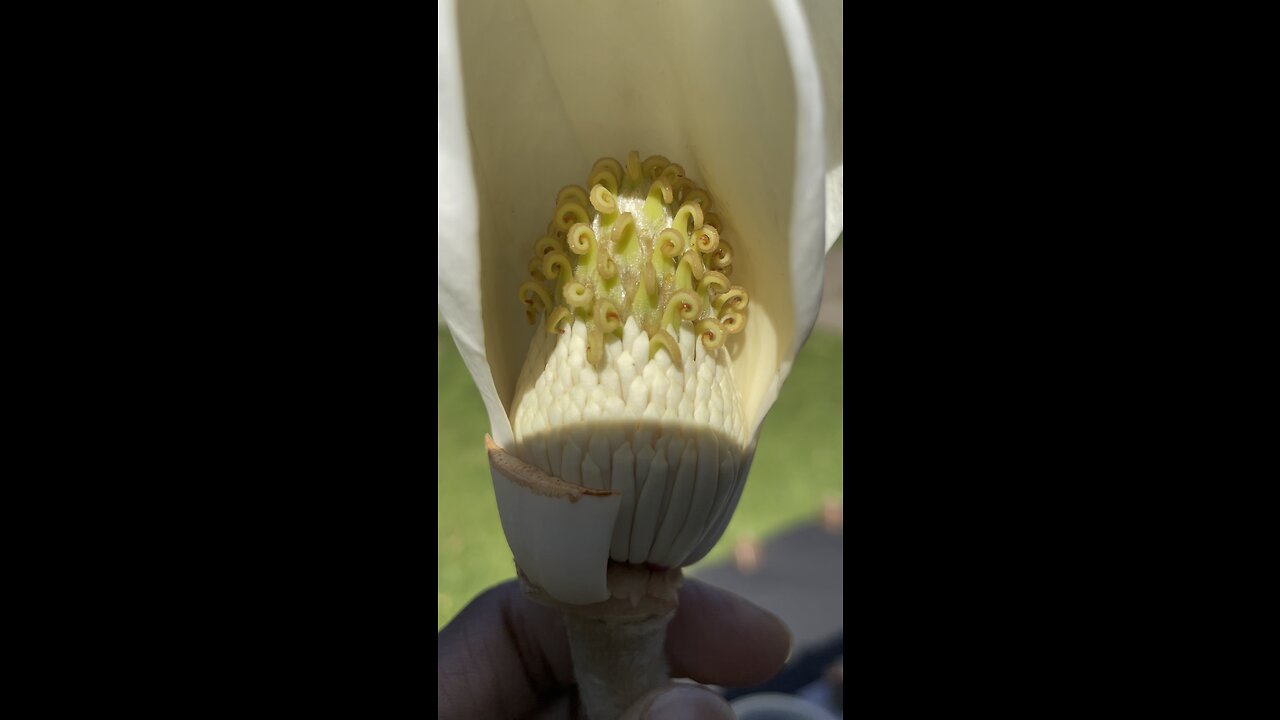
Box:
438;578;791;719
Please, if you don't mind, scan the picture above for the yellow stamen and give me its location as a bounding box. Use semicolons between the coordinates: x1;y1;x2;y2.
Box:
518;281;552;311
710;239;733;269
589;184;618;215
534;236;563;257
649;328;682;364
683;188;712;210
714;287;748;315
567;223;594;255
587;327;605;365
515;151;752;364
677;250;705;285
720;311;745;334
594;300;623;334
591;157;623;181
696;318;726;350
626;151;642;182
662;289;701;329
564;281;594;309
673;202;703;237
646;176;674;205
612;213;637;257
588;169;618;195
542;251;573;284
656;228;683;258
554;201;589;231
642;154;670;180
557;185;589;209
546;306;571;334
694;225;719;254
597;251;618;280
698;270;730;295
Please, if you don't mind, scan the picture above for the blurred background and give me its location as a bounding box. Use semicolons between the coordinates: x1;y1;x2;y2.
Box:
438;237;844;714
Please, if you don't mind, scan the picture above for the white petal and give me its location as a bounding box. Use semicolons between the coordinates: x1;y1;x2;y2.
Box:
437;0;515;447
796;0;845;249
488;436;620;605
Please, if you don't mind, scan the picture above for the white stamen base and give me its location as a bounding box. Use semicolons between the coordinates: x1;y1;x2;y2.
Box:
510;316;746;569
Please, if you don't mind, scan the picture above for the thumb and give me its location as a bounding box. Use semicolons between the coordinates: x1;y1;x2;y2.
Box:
619;683;735;720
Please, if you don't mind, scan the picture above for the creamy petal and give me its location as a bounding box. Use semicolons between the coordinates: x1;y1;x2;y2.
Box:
488;436;620;605
437;0;513;447
798;0;845;250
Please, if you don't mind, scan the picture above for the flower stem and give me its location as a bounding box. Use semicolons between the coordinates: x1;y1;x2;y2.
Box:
564;610;674;720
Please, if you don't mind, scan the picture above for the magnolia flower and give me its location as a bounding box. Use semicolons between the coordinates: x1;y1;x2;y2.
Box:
439;0;843;608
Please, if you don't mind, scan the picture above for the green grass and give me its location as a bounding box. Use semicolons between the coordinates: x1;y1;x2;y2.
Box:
437;326;843;630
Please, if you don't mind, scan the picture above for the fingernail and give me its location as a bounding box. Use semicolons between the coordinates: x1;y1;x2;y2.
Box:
644;685;735;720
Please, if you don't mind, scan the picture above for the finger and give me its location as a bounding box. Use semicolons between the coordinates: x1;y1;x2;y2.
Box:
437;577;791;719
438;582;574;720
666;579;792;686
620;683;735;720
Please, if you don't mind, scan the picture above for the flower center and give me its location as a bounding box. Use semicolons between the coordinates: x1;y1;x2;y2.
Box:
509;153;750;570
518;151;749;366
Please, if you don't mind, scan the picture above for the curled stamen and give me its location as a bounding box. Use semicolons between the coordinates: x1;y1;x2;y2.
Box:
696;318;726;350
694;225;720;253
563;281;594;309
542;251;573;283
546;306;571;334
720;310;746;334
519;153;751;353
672;176;697;200
710;239;733;269
663;289;702;327
589;184;617;215
594;299;622;334
649;329;682;364
557;185;589;209
554;201;589;231
657;228;684;258
597;251;617;279
647;176;674;204
588;169;618;195
678;250;706;281
518;281;552;310
673;202;704;236
591;157;623;181
586;327;605;365
611;212;636;248
714;287;748;315
534;236;563;257
626;150;642;182
566;223;595;255
683;188;712;210
642;154;670;179
698;270;730;294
